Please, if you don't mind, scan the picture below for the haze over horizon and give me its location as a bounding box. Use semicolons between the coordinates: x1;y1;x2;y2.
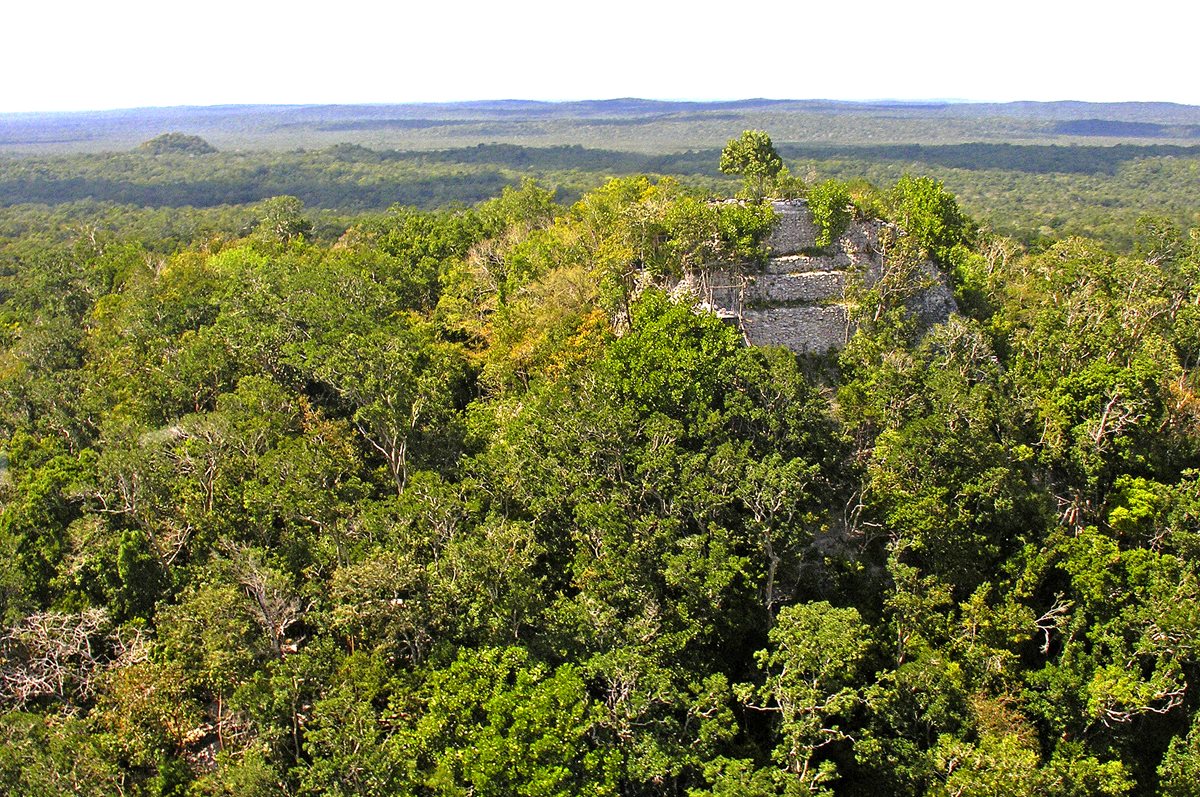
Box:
5;0;1198;114
7;96;1200;119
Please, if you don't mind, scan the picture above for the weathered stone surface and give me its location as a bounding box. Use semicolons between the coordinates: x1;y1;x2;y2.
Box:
746;270;846;305
908;276;957;327
740;306;849;354
763;199;821;255
763;254;846;274
680;199;957;354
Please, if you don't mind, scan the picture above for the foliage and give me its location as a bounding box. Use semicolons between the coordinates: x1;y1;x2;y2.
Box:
720;130;784;199
735;601;871;794
2;123;1197;253
0;166;1199;795
0;711;123;796
888;175;972;262
138;133;217;156
806;179;852;248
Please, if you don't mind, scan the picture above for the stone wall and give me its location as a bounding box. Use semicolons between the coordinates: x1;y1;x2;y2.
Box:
740;306;850;354
762;199;822;255
679;200;955;354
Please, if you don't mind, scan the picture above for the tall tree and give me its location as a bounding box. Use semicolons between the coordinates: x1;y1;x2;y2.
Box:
720;131;784;199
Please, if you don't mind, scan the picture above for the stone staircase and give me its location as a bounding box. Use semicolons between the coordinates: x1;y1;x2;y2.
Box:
679;199;955;354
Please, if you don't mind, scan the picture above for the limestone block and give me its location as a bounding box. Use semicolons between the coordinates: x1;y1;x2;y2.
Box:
763;254;848;274
908;278;957;327
747;271;846;304
764;200;819;255
740;306;850;354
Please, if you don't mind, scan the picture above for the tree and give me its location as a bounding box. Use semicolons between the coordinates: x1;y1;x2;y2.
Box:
735;601;871;795
720;131;784;199
807;179;852;248
1160;713;1200;797
0;712;123;797
0;608;142;709
253;196;311;244
391;647;618;796
314;324;469;495
888;175;970;262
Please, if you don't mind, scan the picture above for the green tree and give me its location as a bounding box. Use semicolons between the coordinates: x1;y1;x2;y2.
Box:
720;131;784;199
0;712;123;797
391;647;618;796
137;133;217;156
253;196;311;244
888;175;970;262
807;179;852;248
314;324;470;495
734;601;871;795
1160;714;1200;797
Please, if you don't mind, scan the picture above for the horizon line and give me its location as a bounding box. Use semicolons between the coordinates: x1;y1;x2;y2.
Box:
4;96;1200;117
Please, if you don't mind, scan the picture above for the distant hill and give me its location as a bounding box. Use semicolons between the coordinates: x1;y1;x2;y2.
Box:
137;132;217;154
1052;118;1200;138
4;99;1200;154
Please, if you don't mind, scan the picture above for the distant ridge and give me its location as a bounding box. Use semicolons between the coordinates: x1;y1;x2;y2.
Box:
6;98;1199;121
4;98;1200;154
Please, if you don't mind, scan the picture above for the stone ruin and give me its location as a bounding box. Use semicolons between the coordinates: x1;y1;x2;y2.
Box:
675;199;956;354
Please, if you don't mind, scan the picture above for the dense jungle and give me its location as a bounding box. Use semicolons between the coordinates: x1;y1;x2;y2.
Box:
2;106;1200;795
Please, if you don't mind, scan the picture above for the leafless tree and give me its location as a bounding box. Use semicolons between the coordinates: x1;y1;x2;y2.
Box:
0;608;147;709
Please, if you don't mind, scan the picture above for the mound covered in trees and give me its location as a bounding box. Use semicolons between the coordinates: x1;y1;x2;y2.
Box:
2;166;1200;795
137;132;217;155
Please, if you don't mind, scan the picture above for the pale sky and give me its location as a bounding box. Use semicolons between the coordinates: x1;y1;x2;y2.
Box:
2;0;1197;113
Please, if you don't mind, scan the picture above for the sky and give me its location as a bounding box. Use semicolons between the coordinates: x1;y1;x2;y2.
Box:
2;0;1198;113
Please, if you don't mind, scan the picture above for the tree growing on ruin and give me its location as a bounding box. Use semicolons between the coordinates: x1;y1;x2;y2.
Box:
720;130;784;199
